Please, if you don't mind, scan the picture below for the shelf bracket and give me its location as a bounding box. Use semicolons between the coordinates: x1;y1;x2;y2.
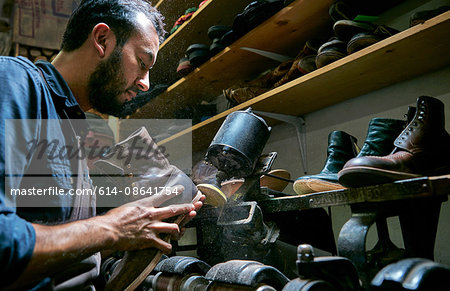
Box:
254;111;307;174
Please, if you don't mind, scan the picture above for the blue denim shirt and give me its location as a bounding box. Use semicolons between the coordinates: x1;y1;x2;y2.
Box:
0;56;87;288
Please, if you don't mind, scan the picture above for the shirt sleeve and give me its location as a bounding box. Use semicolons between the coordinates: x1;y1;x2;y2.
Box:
0;57;41;285
0;201;36;286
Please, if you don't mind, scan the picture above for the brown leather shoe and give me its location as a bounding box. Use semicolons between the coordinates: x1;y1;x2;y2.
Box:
338;96;450;187
273;39;322;87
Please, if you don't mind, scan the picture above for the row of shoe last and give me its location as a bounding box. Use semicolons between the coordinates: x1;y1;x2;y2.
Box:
293;96;450;195
316;3;450;69
223;0;396;107
223;39;321;107
176;25;232;78
177;0;286;78
316;0;400;69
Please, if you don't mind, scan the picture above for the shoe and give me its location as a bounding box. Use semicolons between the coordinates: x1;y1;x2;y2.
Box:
207;25;232;40
260;169;291;192
223;57;294;106
410;6;450;27
209;38;226;56
347;25;399;54
315;38;347;68
272;39;321;87
223;86;268;107
297;55;317;74
347;32;382;54
339;96;450;187
293;131;359;195
177;57;193;77
93;127;197;207
232;0;285;38
219;29;239;47
186;44;210;67
356;117;408;158
208;25;231;56
295;117;407;194
333;20;375;41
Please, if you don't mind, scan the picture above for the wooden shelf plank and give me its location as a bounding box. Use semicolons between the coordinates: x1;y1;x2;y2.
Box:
151;0;254;85
133;0;334;119
156;11;450;153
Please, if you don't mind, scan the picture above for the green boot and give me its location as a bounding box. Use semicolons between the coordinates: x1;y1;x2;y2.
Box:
294;118;407;195
294;131;358;195
355;117;407;158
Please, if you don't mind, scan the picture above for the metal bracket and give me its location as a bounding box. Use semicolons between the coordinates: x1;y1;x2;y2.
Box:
254;111;307;174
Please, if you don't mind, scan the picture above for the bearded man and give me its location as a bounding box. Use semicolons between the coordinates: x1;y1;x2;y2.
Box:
0;1;203;290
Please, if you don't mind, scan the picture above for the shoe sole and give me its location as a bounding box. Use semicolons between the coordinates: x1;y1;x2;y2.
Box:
293;178;345;195
338;166;421;188
260;169;291;192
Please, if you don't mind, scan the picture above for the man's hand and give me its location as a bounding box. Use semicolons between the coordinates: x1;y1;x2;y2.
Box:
8;186;203;289
100;186;204;253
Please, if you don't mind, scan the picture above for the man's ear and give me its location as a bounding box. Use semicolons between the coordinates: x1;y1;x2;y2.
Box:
91;23;116;58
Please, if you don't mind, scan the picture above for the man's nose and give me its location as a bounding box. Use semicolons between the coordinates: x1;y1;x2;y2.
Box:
136;71;150;91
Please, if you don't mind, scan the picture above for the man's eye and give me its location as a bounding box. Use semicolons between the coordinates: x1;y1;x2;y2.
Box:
140;59;147;70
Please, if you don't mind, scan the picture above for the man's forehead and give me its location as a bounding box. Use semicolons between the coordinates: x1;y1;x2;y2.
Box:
135;12;155;32
128;12;159;63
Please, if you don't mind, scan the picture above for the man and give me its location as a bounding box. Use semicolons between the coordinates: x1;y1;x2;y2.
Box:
0;0;203;289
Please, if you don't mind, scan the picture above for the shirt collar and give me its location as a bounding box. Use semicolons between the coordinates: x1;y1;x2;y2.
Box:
35;60;80;108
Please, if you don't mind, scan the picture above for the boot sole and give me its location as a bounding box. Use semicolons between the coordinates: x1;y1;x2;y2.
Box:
338;166;421;188
294;178;346;195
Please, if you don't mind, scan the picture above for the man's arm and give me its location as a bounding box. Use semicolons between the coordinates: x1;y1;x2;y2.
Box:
6;187;203;290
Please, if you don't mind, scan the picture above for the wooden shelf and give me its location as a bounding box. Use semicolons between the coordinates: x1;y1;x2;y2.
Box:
156;11;450;153
133;0;334;119
151;0;254;85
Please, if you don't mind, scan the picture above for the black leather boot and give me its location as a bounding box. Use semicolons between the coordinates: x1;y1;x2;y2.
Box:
339;96;450;187
293;131;358;195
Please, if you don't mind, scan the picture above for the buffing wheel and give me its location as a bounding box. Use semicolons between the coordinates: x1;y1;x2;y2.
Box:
197;183;227;207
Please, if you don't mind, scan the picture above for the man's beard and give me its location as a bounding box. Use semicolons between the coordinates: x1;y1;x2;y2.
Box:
88;47;140;118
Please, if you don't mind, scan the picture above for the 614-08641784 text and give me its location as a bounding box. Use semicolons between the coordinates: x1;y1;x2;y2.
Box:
8;186;181;197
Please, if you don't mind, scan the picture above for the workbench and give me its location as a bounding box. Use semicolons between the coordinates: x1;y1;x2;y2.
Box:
258;175;450;287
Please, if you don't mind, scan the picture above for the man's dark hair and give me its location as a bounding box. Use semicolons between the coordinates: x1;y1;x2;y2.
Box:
61;0;165;51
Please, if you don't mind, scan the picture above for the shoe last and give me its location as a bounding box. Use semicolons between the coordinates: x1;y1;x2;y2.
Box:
344;22;399;54
347;32;383;54
315;38;347;68
410;5;450;27
333;20;376;41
